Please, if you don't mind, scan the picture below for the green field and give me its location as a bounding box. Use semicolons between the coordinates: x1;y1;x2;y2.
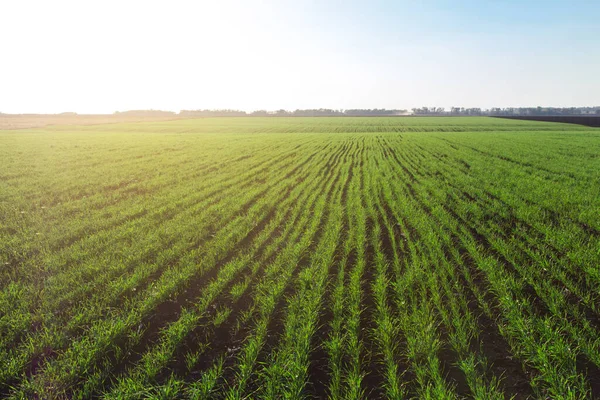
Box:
1;117;600;399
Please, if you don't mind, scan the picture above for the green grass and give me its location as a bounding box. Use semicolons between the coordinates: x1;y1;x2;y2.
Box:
1;117;599;399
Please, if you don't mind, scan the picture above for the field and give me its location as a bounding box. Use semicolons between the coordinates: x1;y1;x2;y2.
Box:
1;117;600;399
493;116;600;128
0;114;181;130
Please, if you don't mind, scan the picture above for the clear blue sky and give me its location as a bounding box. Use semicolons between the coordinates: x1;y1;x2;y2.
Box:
1;0;599;113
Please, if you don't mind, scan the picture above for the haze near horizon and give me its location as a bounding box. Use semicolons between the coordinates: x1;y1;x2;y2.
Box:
2;0;599;114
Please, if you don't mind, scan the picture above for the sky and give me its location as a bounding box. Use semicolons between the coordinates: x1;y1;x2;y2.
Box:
1;0;599;114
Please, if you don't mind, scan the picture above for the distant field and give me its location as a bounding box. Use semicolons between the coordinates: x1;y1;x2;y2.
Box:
1;117;600;399
493;115;600;128
0;114;181;130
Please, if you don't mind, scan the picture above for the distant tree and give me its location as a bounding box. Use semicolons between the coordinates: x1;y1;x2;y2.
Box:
345;109;403;116
179;109;246;117
274;109;291;117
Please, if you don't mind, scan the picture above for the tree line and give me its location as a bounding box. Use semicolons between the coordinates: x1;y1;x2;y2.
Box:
179;109;408;117
135;107;600;117
412;106;600;116
4;107;598;118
